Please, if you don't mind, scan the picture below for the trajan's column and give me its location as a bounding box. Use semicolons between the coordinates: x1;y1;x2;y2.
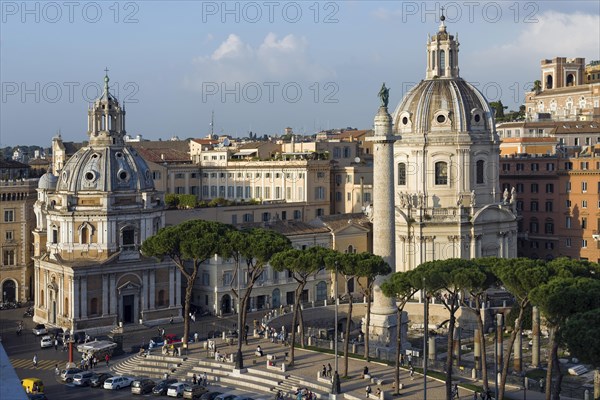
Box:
366;84;400;344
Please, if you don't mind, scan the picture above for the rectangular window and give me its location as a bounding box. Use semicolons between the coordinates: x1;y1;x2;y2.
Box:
545;222;554;234
264;187;271;199
582;239;588;248
364;192;371;203
3;250;15;265
566;238;571;247
152;171;162;179
566;182;572;192
223;271;232;286
566;217;572;229
502;164;510;171
210;186;217;197
227;186;234;198
202;272;210;286
347;192;351;201
546;163;555;171
315;186;325;200
566;200;572;207
4;210;14;222
582;218;587;229
530;201;539;211
231;214;237;225
545;201;553;212
397;163;407;185
335;192;342;202
5;231;13;241
531;163;539;171
582;182;588;192
531;183;538;193
219;186;225;197
545;184;554;193
281;211;287;220
243;213;253;223
293;210;302;220
236;186;243;198
564;162;573;170
516;183;524;193
275;187;281;199
286;187;292;200
516;163;524;171
582;200;588;208
255;187;262;198
245;186;251;198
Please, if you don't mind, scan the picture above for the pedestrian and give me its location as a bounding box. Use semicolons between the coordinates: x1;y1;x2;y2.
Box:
164;372;169;380
409;366;414;380
105;353;110;367
453;383;459;399
321;365;327;378
365;384;372;398
54;338;58;350
194;332;199;343
33;353;38;368
54;364;60;375
327;363;332;377
375;388;381;399
202;371;207;386
192;373;197;385
539;378;544;393
400;354;405;366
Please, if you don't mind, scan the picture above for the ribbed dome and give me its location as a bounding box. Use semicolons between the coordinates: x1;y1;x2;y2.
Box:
392;78;494;135
56;145;154;193
38;172;58;190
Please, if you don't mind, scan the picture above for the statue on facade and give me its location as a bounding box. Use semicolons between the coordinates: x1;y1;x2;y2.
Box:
510;187;516;204
470;190;477;207
417;191;425;208
378;83;390;108
456;193;463;207
399;192;407;208
502;188;509;205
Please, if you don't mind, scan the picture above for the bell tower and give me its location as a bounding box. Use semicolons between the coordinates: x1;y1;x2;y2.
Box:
87;70;126;146
425;10;460;79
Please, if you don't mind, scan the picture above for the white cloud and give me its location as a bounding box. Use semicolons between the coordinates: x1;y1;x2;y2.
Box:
185;33;335;90
475;11;599;68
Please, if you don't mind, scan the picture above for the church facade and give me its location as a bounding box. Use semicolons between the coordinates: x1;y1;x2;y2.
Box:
33;75;181;334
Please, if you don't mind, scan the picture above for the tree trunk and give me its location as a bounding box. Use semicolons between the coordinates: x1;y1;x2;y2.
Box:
552;345;563;400
288;285;303;367
476;309;489;393
499;303;525;400
343;296;353;377
394;306;402;395
445;304;456;400
298;305;305;349
364;289;371;362
182;274;195;345
545;326;561;400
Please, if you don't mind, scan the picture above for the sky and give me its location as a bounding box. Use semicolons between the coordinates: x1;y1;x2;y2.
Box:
1;1;599;147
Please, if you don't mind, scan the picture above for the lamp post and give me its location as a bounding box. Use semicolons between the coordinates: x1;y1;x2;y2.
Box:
331;260;341;395
235;253;243;369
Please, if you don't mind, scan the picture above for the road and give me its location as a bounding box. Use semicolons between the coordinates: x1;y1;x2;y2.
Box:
0;305;269;400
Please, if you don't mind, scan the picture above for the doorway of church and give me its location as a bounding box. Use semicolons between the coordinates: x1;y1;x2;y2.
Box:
122;295;135;324
221;295;231;314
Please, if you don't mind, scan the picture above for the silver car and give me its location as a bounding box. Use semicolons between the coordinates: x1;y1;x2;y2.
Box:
73;371;95;386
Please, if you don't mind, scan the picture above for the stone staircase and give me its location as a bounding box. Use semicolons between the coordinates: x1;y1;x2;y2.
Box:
112;353;330;399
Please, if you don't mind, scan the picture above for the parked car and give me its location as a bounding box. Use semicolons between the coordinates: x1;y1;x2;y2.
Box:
32;324;47;336
199;392;223;400
183;384;208;399
48;328;64;343
103;376;133;390
164;334;181;344
60;368;83;383
149;336;165;347
27;394;48;400
72;371;96;387
214;394;237;400
90;373;112;388
152;378;178;396
167;382;189;397
40;335;53;348
132;378;156;395
232;397;254;400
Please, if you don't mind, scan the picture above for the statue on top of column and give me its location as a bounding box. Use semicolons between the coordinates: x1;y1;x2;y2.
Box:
378;83;390;108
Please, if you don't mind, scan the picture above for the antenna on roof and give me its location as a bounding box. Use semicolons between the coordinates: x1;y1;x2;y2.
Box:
210;110;214;137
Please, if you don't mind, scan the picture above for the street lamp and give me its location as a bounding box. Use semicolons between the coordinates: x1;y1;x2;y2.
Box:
331;260;341;395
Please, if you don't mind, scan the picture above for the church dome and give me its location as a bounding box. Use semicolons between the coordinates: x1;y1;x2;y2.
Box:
392;78;495;134
392;17;495;136
38;171;58;190
56;145;154;193
55;73;154;193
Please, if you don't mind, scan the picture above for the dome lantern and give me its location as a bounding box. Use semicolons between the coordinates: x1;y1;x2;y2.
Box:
87;69;127;146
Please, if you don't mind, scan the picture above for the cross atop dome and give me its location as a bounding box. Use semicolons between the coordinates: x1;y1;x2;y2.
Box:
439;6;447;32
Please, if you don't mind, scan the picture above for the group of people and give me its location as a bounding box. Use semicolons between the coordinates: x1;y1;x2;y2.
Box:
79;353;99;370
364;385;381;399
191;372;208;386
473;390;493;400
320;363;333;378
295;388;316;400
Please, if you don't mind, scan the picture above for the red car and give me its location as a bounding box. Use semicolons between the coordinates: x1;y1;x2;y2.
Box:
164;334;181;344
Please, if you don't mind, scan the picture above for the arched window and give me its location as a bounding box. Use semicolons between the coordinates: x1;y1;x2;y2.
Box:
64;297;69;315
566;73;574;86
158;290;165;307
435;161;448;185
431;51;435;70
316;281;327;302
40;289;44;307
346;245;355;254
397;163;406;185
439;50;445;76
476;160;485;184
90;298;98;315
449;49;453;68
545;219;554;234
546;75;553;89
81;226;88;244
121;226;135;250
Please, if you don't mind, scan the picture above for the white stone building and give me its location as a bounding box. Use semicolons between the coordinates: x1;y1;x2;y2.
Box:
32;75;181;333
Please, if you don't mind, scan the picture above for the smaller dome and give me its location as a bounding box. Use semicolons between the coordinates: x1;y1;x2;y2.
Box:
38;172;58;190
